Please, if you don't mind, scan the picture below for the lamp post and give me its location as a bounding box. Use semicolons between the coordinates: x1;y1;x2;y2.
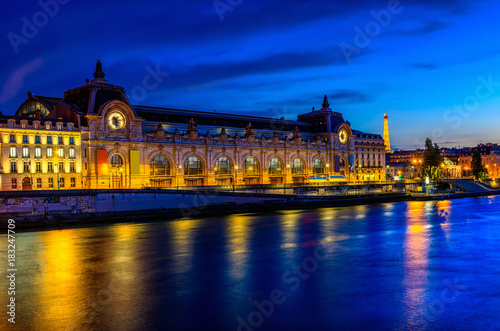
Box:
55;164;60;190
326;163;329;185
233;165;238;192
176;164;182;190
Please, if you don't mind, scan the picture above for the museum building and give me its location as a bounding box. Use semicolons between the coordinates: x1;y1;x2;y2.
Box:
0;61;386;190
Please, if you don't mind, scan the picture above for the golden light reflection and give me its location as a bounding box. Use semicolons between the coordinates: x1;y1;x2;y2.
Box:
171;219;198;274
226;215;252;279
436;200;452;241
402;201;430;328
279;211;302;251
36;229;86;330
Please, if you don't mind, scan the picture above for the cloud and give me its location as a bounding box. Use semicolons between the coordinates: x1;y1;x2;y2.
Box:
0;58;44;103
411;62;439;70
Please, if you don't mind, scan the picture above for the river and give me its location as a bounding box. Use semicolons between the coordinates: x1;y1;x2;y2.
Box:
1;196;500;330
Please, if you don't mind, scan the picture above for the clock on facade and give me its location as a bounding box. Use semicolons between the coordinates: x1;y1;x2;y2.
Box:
108;111;125;130
339;129;348;144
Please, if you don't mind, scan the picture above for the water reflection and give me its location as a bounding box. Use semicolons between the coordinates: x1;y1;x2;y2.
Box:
402;201;430;328
170;219;198;274
225;214;252;280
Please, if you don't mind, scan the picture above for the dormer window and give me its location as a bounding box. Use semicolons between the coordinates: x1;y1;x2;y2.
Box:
46;123;50;130
34;123;39;129
21;122;26;128
57;124;62;130
68;124;73;131
8;121;14;128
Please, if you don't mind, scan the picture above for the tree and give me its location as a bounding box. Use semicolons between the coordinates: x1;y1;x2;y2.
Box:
471;150;485;180
421;138;442;181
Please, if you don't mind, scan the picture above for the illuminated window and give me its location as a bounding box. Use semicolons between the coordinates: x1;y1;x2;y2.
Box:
243;157;258;175
22;122;26;128
291;158;304;174
9;134;15;143
36;162;41;173
23;162;30;173
184;156;203;175
71;177;76;187
36;178;42;188
60;177;65;188
46;123;50;130
69;148;75;158
150;155;170;175
35;147;41;158
9;147;16;158
111;155;123;167
70;162;75;173
22;147;29;158
57;124;62;130
58;148;64;157
10;162;16;173
11;178;17;189
268;157;283;175
47;148;53;158
48;178;54;188
215;156;232;175
312;158;325;174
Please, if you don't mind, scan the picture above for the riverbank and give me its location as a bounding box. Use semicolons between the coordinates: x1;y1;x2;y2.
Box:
2;189;499;230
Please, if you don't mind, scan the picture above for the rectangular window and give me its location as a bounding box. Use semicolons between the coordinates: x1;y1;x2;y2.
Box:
37;178;42;188
69;148;75;158
47;136;52;144
46;123;50;130
24;162;30;173
9;147;16;158
69;137;74;145
70;162;75;173
9;122;14;128
60;177;65;188
36;161;41;173
34;123;39;129
58;136;63;144
48;177;53;188
23;135;28;143
58;148;64;158
59;162;64;173
48;162;53;173
35;135;40;143
9;134;15;143
10;162;16;173
22;147;29;158
35;147;42;158
57;124;62;130
68;124;73;131
47;148;53;158
21;122;26;128
71;177;76;188
11;178;17;189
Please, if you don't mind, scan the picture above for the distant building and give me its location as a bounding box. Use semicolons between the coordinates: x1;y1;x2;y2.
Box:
0;61;386;190
458;143;500;178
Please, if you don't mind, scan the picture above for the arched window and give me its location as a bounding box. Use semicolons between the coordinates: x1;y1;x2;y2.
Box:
150;155;170;175
184;156;203;175
243;157;259;175
110;155;123;168
215;156;232;175
268;157;283;175
312;158;325;174
291;158;304;174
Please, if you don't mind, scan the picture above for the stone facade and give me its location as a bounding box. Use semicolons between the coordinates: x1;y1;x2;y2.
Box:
0;61;386;190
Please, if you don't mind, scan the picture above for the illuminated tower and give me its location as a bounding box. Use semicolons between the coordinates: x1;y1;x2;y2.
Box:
383;108;391;153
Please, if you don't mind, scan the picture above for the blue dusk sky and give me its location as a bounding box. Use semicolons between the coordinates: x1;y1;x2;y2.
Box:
1;0;500;149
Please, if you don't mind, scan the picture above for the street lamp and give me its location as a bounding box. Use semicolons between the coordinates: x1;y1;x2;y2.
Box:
233;165;238;192
55;164;60;190
176;164;182;190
